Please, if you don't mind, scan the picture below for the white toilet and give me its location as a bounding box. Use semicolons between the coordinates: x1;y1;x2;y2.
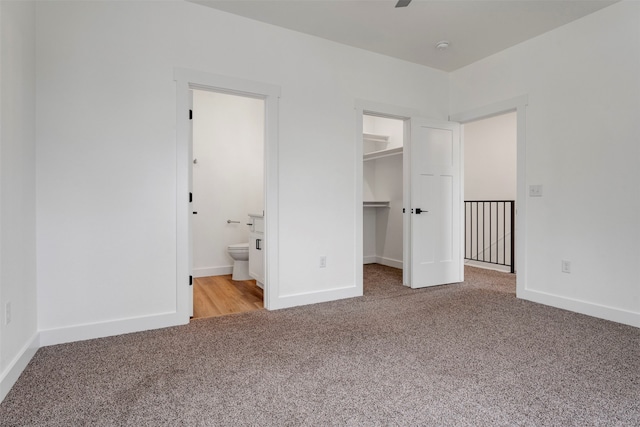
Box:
228;243;251;281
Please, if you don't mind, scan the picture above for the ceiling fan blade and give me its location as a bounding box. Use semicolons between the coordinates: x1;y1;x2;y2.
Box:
395;0;412;7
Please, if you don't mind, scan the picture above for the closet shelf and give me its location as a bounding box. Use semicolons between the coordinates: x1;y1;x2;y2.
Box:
363;146;403;161
363;133;390;144
363;201;390;208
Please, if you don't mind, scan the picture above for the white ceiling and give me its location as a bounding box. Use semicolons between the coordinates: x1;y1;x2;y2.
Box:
189;0;618;72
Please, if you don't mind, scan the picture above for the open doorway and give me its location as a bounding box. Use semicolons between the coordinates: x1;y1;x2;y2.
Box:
362;114;405;269
357;104;464;294
175;69;280;320
190;89;265;318
463;112;517;274
362;113;406;293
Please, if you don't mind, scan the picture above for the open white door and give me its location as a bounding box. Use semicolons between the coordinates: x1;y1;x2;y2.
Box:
188;89;194;317
410;118;462;288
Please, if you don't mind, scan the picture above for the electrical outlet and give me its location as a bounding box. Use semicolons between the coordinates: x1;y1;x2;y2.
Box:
529;184;543;197
320;256;327;268
5;302;11;325
562;260;571;274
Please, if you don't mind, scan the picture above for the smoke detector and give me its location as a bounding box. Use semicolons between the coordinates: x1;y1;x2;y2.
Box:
435;41;450;50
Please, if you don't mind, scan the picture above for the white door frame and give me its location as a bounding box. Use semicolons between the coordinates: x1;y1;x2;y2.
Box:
175;68;281;319
355;100;420;289
450;95;528;297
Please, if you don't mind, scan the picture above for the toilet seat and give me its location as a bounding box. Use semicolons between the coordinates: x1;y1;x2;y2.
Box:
228;243;249;252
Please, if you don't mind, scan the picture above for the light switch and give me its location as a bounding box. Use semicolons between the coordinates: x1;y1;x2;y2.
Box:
529;184;543;197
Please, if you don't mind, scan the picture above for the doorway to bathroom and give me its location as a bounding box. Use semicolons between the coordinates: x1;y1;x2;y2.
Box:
175;68;280;320
190;89;265;319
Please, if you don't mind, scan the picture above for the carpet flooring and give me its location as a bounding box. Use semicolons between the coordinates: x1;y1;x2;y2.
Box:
1;265;638;426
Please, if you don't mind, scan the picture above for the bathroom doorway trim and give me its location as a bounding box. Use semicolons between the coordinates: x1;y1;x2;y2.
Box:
175;68;281;318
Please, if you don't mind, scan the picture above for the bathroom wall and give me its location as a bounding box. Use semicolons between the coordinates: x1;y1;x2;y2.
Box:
363;115;404;268
192;90;264;277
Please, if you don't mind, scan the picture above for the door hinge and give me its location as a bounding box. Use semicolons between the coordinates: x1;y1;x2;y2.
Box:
189;275;193;286
189;192;193;203
189;109;193;120
403;208;405;213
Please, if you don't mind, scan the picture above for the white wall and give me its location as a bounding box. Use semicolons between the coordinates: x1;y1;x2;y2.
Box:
2;0;636;404
451;1;640;327
0;0;39;401
363;157;376;261
363;207;377;263
374;155;403;266
464;112;517;201
192;90;264;278
35;1;449;342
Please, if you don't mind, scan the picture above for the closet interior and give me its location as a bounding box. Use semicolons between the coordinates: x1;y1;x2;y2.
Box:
363;114;404;269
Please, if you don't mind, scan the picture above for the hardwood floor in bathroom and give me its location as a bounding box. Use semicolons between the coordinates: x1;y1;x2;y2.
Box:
192;275;264;319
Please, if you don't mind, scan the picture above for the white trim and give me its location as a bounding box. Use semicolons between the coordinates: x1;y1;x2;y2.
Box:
376;257;403;269
355;100;420;120
270;285;361;310
362;256;403;269
459;124;465;281
0;332;39;403
355;110;365;299
402;118;412;287
39;312;184;347
174;68;280;313
449;96;528;299
514;103;527;295
464;260;511;273
520;289;640;329
449;95;529;123
193;266;233;278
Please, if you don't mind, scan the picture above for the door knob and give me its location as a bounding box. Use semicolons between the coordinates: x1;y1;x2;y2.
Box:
415;208;427;214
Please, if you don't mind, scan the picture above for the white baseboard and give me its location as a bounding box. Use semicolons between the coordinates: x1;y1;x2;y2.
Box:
465;260;511;273
519;288;640;328
193;266;233;278
39;312;187;347
270;285;361;310
363;256;403;269
0;332;39;403
363;255;377;264
376;256;403;269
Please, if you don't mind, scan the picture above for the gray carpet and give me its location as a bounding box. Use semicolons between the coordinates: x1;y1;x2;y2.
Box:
1;265;638;426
